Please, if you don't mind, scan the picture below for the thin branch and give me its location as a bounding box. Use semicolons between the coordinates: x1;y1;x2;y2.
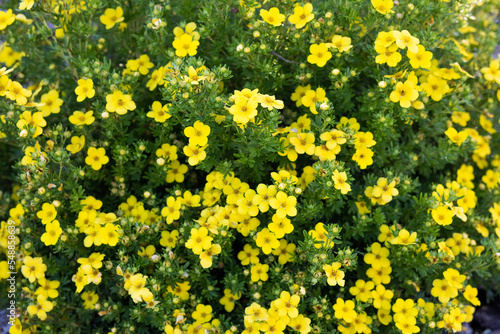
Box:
270;50;298;64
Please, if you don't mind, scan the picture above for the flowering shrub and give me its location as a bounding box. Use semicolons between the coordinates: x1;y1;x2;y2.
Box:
1;0;500;333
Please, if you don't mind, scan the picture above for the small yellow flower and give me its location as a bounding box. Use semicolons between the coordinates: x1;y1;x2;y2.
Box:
85;147;110;170
100;7;124;30
332;169;351;194
330;35;353;53
183;144;207;166
38;89;63;116
66;135;85;154
21;256;47;283
69;110;95;126
390;229;417;245
147;101;171;123
6;81;32;105
288;3;314;29
393;30;419;53
75;79;95;102
307;43;332;67
371;0;394;14
19;0;35;10
389;80;419;108
27;295;53;321
259;7;285;27
172;34;199;57
36;203;57;225
41;220;63;246
106;90;136;115
0;10;16;30
16;111;46;137
445;127;468;146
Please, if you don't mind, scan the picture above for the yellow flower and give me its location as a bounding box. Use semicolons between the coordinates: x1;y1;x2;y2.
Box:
301;87;327;114
147;66;167;90
66;135;85;154
36;203;57;225
272;239;296;264
255;228;280;254
106;90;136;115
27;295;53;321
371;0;394;14
332;169;351;194
174;22;200;41
38;89;63;116
41;220;62;246
259;7;285;27
192;304;213;323
127;54;154;75
85;147;110;170
250;263;269;282
185;227;212;255
481;60;500;84
219;289;241;312
349;279;375;302
274;290;301;318
16;111;46;137
69;110;95;126
290;132;315;155
291;85;311;107
352;146;374;169
445;127;468;146
21;256;47;283
269;191;297;218
323;262;345;286
431;279;458;303
6;81;32;105
200;243;221;268
0;9;16;30
183;144;207;166
184;66;206;85
257;94;284;110
407;45;433;69
184;121;211;146
307;43;332;67
100;7;124;30
35;278;60;299
229;94;259;124
288;3;314;29
74;78;95;102
97;223;120;246
354;131;376;149
443;268;465;289
479;115;496;134
309;222;334;249
81;291;99;310
147;101;171;123
375;44;402;67
463;285;481;306
393;30;419;53
482;169;500;189
390;229;417;245
19;0;35;10
172;33;199;57
451;111;470;127
333;298;357;323
238;244;260;265
421;74;449;101
160;230;179;248
330;35;353;53
166;160;189;183
389;80;419;108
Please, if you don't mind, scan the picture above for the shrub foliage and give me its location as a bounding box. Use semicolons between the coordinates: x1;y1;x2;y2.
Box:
1;0;500;333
